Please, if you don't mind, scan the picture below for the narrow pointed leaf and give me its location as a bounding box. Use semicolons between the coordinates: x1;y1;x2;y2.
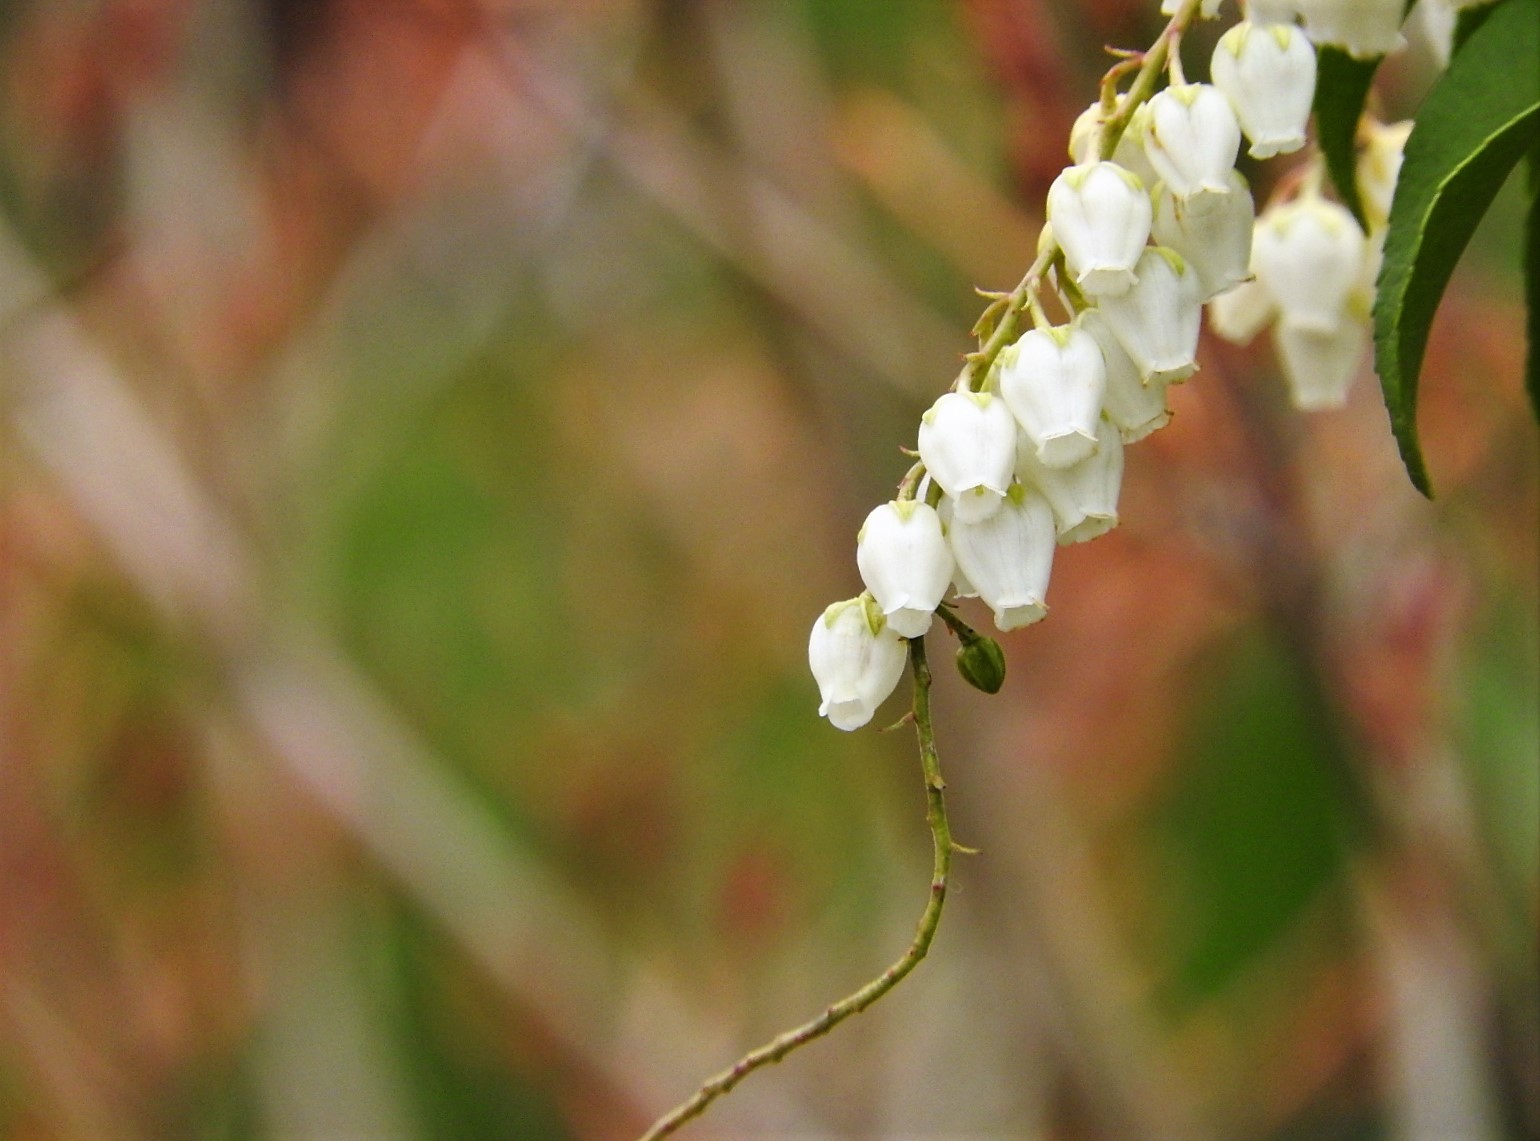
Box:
1372;0;1540;496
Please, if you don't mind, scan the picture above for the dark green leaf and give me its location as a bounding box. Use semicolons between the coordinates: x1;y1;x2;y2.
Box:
1373;0;1540;496
1312;48;1381;229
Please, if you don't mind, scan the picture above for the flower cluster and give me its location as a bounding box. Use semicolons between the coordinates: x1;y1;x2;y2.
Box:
810;0;1414;730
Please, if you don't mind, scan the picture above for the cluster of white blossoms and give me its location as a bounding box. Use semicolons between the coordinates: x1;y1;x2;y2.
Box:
810;0;1416;730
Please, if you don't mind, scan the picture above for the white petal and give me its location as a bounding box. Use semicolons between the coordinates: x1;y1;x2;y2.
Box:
1274;317;1368;409
1047;162;1153;297
998;324;1107;468
809;597;907;731
1211;21;1317;159
1015;418;1124;545
1095;247;1204;384
1083;309;1172;442
1252;196;1366;332
947;485;1056;632
916;390;1017;512
1143;84;1242;198
856;501;954;633
1151;171;1256;301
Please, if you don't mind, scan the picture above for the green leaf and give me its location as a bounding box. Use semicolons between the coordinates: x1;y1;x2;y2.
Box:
1373;0;1540;496
1312;48;1381;229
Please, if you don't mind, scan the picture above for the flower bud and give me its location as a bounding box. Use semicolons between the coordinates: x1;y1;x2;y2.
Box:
916;390;1017;524
1046;162;1153;297
998;323;1107;469
1143;83;1242;199
1094;246;1203;384
1252;195;1366;333
1211;21;1317;159
1015;417;1124;545
1151;170;1255;301
809;595;908;731
946;483;1056;631
856;500;954;638
1273;317;1368;409
955;632;1007;694
1081;309;1171;442
1298;0;1405;58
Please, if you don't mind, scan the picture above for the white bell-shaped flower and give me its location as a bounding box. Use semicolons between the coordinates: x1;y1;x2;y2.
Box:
1359;119;1413;230
1298;0;1406;58
1095;246;1204;384
947;482;1057;632
808;595;908;731
998;322;1107;469
1015;417;1124;545
1207;273;1276;344
916;389;1017;524
1211;21;1317;159
1067;100;1161;191
1274;317;1369;409
1082;309;1172;442
1244;0;1303;23
1046;161;1153;297
1143;83;1242;199
856;500;954;638
1252;195;1366;333
1151;170;1255;301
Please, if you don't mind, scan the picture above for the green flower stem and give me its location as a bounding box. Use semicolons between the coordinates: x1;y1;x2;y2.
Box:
638;636;956;1140
1096;0;1204;161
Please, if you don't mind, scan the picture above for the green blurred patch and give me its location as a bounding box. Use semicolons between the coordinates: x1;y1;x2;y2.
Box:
1153;629;1350;1006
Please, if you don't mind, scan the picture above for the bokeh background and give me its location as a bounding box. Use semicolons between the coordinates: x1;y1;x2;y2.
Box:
0;1;1534;1138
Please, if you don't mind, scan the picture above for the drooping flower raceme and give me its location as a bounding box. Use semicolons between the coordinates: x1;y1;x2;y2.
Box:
917;390;1018;523
1046;162;1154;297
1151;170;1255;301
1095;246;1204;384
856;500;954;638
999;322;1108;469
808;595;909;731
946;482;1057;631
1143;82;1242;199
1210;21;1317;159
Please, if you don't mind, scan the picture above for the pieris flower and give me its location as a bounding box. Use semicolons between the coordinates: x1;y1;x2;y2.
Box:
1252;195;1366;333
1211;21;1317;159
1143;83;1242;199
946;483;1056;631
1082;309;1172;442
1298;0;1406;58
856;500;954;638
1274;317;1369;409
1150;171;1255;301
1047;161;1154;297
1244;0;1304;23
808;595;908;731
1095;246;1204;384
1067;100;1160;191
998;323;1107;469
1015;417;1124;545
916;390;1017;524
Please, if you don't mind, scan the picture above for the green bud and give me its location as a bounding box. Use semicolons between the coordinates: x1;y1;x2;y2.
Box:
955;634;1006;694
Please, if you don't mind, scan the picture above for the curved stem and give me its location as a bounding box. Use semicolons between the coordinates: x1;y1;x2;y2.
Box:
638;636;956;1140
